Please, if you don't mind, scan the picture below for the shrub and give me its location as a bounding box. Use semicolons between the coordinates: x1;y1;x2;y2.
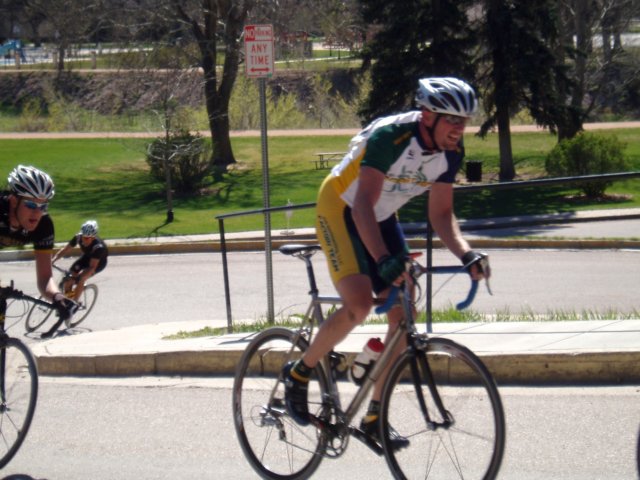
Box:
146;131;212;194
545;132;629;198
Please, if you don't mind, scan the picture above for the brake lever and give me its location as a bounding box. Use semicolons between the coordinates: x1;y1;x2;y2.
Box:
478;254;493;296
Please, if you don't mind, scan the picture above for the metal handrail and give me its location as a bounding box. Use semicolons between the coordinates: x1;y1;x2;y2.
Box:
215;171;640;332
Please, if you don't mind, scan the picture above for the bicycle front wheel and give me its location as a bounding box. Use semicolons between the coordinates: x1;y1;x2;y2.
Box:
67;284;98;328
380;337;505;480
232;327;328;480
24;299;53;333
0;337;38;469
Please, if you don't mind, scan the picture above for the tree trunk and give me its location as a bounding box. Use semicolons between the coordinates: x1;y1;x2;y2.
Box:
178;0;249;170
496;106;515;181
57;44;65;71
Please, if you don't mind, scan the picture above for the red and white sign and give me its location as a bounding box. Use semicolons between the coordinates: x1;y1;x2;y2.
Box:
244;24;274;78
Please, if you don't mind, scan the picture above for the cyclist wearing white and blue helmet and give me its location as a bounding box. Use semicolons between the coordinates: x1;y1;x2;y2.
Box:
283;77;490;450
53;219;108;302
1;165;76;326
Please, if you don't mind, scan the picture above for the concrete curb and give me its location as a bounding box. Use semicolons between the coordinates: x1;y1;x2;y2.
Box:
2;208;639;261
3;237;639;262
34;349;640;384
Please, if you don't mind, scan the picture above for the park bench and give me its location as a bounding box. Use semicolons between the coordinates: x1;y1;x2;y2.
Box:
311;151;346;169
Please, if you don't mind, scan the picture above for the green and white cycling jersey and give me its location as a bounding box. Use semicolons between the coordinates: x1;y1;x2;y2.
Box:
329;111;464;222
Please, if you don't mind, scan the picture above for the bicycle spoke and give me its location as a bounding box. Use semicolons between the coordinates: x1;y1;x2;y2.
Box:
0;339;38;469
381;338;505;480
233;328;328;479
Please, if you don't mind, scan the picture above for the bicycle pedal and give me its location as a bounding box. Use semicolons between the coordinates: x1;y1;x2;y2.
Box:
351;427;384;456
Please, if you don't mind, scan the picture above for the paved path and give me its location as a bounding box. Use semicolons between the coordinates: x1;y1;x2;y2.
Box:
0;121;638;139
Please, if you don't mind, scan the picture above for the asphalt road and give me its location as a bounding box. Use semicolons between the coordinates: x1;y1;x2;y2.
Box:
2;248;639;343
0;378;638;479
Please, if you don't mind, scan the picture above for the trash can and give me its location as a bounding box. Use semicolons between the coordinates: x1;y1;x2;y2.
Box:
466;160;482;182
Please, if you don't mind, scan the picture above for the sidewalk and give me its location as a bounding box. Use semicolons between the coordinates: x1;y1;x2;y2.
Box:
31;319;640;384
19;208;640;383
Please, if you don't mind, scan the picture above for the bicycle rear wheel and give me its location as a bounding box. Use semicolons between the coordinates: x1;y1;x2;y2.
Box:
380;337;505;480
233;327;328;480
24;299;54;333
0;337;38;469
66;284;98;328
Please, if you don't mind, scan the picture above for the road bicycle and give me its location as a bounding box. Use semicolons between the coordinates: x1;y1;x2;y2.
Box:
233;244;505;480
0;282;48;468
25;263;98;334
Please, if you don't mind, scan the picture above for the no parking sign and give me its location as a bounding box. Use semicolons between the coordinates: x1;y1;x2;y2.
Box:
244;24;274;78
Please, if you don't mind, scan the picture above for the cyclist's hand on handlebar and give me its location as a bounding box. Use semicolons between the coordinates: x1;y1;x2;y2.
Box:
53;293;78;321
377;253;406;286
461;250;491;281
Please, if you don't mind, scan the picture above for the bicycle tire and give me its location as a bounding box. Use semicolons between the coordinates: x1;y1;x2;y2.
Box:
380;337;505;480
66;284;98;328
24;298;54;333
0;337;38;469
233;327;329;480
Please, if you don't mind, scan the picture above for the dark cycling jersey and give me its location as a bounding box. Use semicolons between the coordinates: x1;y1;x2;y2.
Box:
67;234;109;269
0;194;55;251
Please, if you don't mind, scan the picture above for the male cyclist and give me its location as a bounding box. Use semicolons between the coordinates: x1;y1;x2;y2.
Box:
0;165;76;335
283;77;490;450
52;219;108;301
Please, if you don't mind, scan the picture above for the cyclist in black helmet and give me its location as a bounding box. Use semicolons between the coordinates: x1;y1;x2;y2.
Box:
0;165;76;334
52;219;108;301
283;77;490;450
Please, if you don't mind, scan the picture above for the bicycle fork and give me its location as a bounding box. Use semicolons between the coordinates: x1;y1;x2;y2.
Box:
409;341;455;431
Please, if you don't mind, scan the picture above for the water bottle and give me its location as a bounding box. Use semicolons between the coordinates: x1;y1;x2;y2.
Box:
349;337;384;385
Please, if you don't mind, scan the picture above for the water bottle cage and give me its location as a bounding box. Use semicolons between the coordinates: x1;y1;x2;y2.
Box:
350;360;375;385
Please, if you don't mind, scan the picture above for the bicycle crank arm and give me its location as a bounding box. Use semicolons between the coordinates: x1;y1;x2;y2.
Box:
351;427;384;456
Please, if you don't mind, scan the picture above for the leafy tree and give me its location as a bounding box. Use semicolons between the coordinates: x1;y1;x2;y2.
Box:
477;0;571;181
171;0;254;172
357;0;477;123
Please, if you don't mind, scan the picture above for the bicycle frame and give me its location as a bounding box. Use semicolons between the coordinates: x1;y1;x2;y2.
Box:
281;247;476;438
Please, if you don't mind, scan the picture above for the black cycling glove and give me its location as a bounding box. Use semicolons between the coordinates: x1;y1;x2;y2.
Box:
461;250;489;276
377;254;406;285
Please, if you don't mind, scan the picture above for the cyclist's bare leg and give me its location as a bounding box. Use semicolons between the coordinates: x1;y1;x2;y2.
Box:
62;277;75;296
73;270;91;301
302;273;374;367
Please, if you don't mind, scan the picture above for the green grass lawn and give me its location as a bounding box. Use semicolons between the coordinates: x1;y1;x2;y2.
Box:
0;129;638;242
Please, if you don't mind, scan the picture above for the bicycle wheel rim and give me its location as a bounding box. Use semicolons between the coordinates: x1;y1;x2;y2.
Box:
381;337;505;480
67;284;98;328
232;327;327;480
24;301;53;333
0;337;39;469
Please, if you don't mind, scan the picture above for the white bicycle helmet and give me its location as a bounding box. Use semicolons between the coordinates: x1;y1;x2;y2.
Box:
7;165;55;200
415;77;478;117
81;220;99;237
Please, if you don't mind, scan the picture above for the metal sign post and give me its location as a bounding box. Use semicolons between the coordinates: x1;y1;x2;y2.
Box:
244;24;276;323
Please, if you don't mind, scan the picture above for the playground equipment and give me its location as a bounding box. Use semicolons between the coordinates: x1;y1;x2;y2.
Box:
0;40;26;62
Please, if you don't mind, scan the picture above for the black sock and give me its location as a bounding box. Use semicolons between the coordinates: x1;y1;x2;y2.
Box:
291;359;312;382
364;400;381;423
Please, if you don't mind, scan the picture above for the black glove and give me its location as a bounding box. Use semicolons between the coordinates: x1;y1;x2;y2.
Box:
53;294;78;321
461;251;490;277
377;254;406;285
